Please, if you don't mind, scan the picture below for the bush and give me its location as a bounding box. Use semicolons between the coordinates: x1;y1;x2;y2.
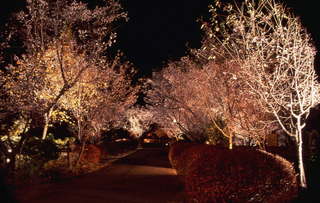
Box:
18;137;60;178
186;146;298;203
94;141;110;159
170;143;227;183
168;142;198;168
23;137;60;161
80;145;100;164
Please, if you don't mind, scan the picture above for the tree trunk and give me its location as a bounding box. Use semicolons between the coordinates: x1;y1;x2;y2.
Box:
3;133;29;177
42;106;54;140
228;112;233;150
229;132;233;149
67;140;73;170
74;139;86;167
17;147;24;171
67;151;72;170
6;151;17;177
297;127;307;189
77;119;81;141
263;129;266;151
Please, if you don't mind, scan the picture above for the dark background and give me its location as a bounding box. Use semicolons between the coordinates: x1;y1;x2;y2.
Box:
1;0;319;78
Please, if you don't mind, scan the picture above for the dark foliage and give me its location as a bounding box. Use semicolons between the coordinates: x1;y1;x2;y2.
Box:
96;139;139;157
17;137;60;178
113;139;139;153
23;137;60;161
49;123;73;140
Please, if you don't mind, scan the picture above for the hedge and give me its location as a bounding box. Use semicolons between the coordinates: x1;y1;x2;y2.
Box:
169;142;198;169
185;147;298;203
169;142;226;183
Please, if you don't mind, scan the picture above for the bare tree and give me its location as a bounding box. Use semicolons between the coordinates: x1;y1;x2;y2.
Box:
200;0;320;188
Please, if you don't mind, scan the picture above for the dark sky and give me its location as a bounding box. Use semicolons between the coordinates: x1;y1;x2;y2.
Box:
114;0;320;77
1;0;319;77
110;0;212;77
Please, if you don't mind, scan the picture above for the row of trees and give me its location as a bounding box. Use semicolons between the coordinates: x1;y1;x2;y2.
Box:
0;0;141;174
145;0;319;189
0;0;318;190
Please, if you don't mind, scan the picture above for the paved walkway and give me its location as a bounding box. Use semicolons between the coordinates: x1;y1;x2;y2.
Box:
16;148;186;203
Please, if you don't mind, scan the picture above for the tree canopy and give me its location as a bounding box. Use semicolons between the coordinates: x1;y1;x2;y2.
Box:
0;0;137;174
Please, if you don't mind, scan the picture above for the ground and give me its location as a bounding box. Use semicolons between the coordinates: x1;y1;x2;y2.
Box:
8;147;186;203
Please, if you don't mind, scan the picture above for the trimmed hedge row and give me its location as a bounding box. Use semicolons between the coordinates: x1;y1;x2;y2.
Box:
169;142;199;170
169;142;225;183
169;143;298;203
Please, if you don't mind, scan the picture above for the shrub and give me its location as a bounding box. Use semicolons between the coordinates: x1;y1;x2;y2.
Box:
94;142;110;159
23;137;60;161
172;144;227;183
18;137;60;178
186;147;298;203
169;142;227;178
80;145;100;164
168;142;198;168
173;144;203;180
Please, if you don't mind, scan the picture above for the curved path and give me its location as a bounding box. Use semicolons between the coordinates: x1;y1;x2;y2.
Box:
17;147;186;203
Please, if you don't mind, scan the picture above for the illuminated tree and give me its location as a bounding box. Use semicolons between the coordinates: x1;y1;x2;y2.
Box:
0;102;35;175
0;52;44;175
0;0;131;173
145;54;270;148
144;59;213;142
3;0;128;140
189;58;244;149
63;54;138;167
125;106;155;138
192;43;276;150
200;0;320;188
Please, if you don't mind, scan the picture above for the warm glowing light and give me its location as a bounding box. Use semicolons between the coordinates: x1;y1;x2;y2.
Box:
144;139;150;143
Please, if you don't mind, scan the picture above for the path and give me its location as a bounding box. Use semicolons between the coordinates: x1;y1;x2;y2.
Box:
16;147;186;203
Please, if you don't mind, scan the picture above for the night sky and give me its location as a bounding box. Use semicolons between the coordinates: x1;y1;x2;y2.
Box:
113;0;320;77
1;0;319;77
